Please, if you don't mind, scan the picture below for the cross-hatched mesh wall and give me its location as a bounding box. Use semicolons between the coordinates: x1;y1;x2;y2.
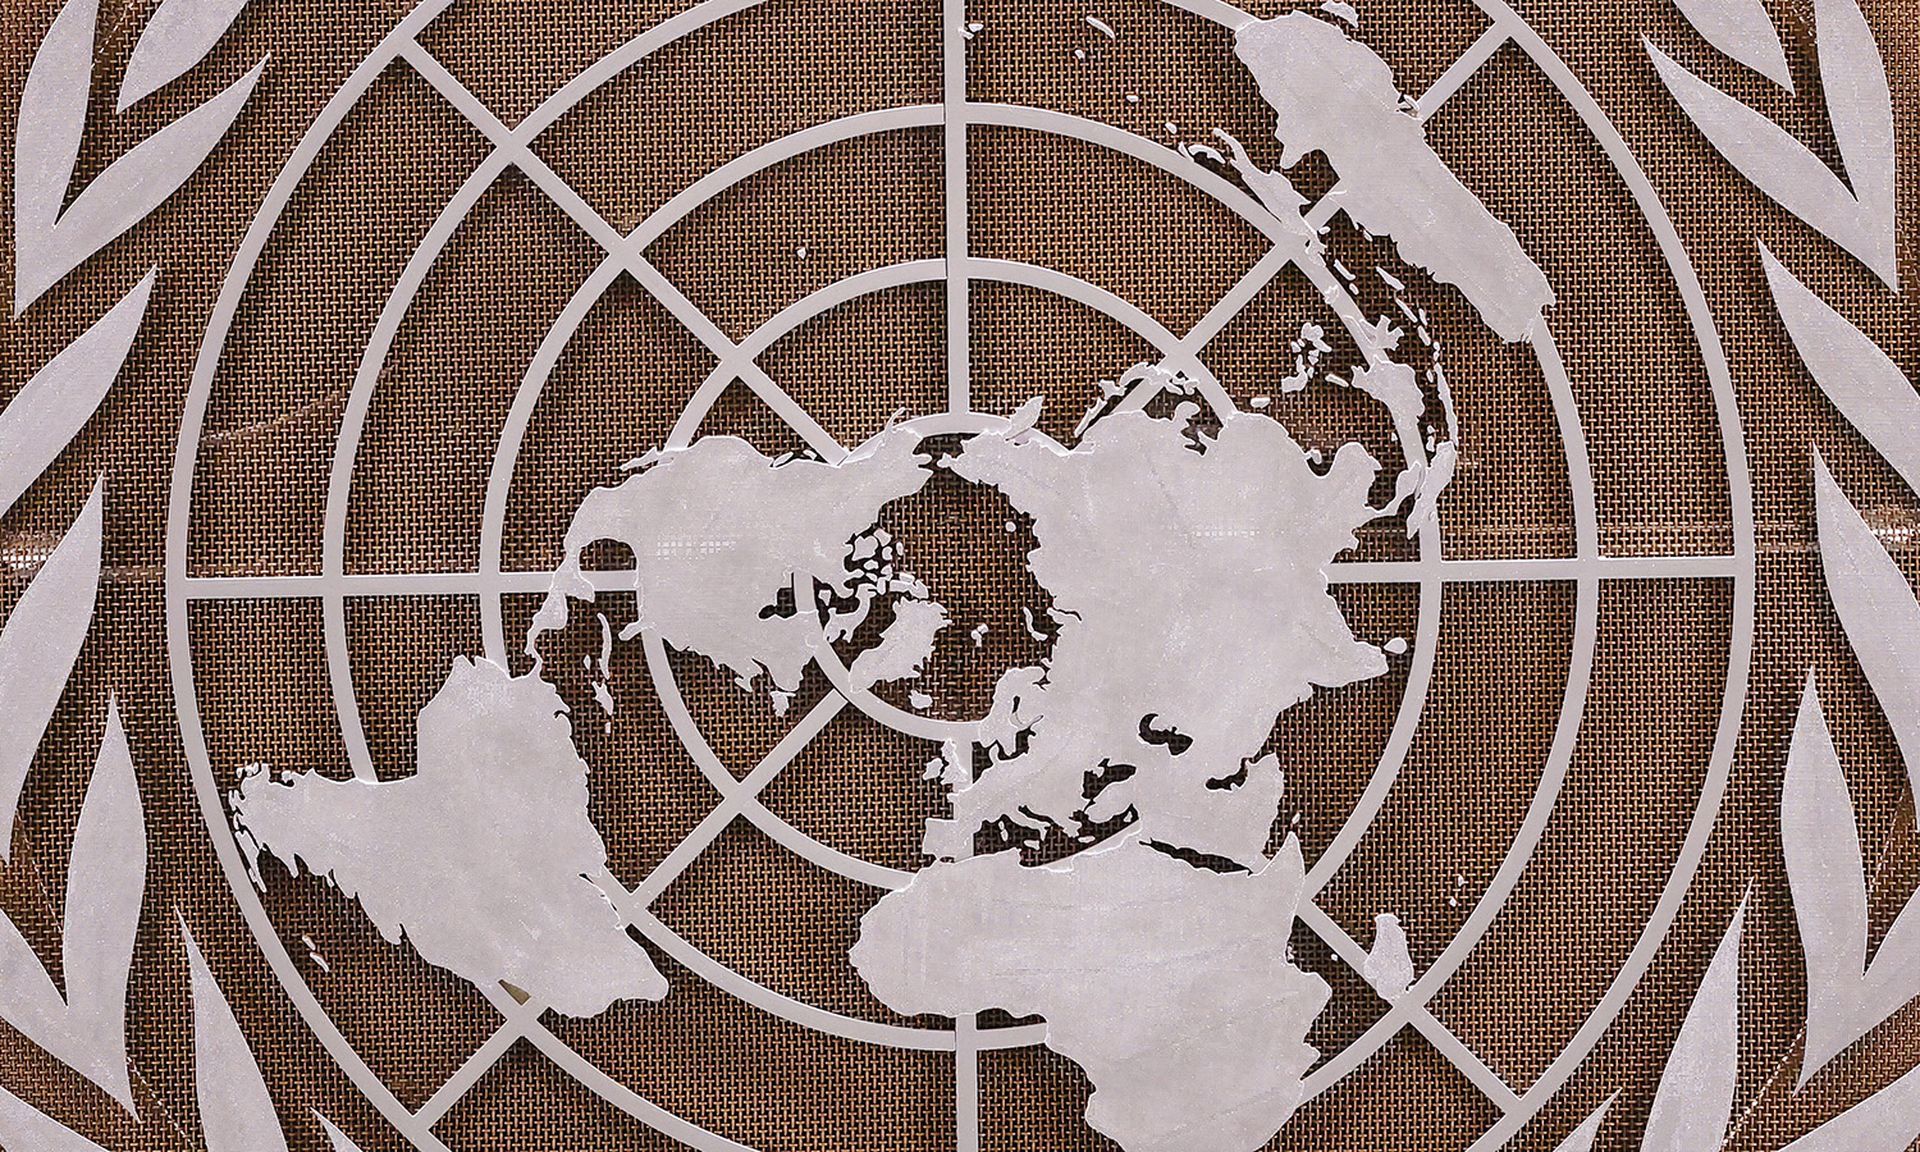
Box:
1;0;1918;1149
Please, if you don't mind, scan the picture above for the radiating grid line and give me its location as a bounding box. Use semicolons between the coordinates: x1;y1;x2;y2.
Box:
396;40;847;466
1304;24;1511;231
233;5;1722;1143
153;0;1758;1144
1457;0;1754;1142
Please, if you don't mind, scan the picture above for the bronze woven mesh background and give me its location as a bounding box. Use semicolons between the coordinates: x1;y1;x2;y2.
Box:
2;0;1918;1148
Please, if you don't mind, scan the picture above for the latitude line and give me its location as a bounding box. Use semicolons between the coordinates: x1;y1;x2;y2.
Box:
159;2;1643;1152
324;12;1667;1146
398;39;847;466
370;26;873;1097
627;690;852;907
410;999;537;1129
177;554;1744;601
1241;20;1547;1117
1456;0;1756;1141
639;631;917;893
403;688;857;1127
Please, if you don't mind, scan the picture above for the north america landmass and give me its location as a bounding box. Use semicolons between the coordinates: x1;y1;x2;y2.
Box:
229;10;1550;1151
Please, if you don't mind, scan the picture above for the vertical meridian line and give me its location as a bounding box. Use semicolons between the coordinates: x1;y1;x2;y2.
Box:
944;0;970;414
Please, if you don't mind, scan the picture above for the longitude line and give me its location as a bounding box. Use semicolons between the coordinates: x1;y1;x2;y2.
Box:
399;39;845;464
1298;903;1521;1111
945;4;979;1141
945;0;970;416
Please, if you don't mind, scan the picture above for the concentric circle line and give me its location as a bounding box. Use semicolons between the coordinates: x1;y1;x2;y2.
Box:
651;256;1232;466
659;261;946;454
412;685;951;1134
1303;561;1443;898
461;75;1451;664
469;234;1454;1116
1297;247;1607;1108
1298;903;1524;1110
618;904;960;1053
1306;585;1596;1107
1303;23;1513;232
478;254;623;666
478;973;764;1152
320;145;513;781
624;689;855;909
170;2;872;1147
1403;342;1608;1001
617;903;1048;1053
801;574;985;746
431;679;1051;1060
164;3;473;1149
401;37;849;465
480;256;942;664
517;246;1432;881
1457;1;1754;1144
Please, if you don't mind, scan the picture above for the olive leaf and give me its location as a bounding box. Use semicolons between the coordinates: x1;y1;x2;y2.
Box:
1810;454;1920;812
1734;212;1920;1140
0;1083;111;1151
1543;889;1920;1149
117;0;254;112
1646;0;1896;287
0;697;144;1111
317;1112;369;1152
0;914;360;1151
13;0;264;314
1669;0;1793;89
182;916;288;1152
1763;242;1920;1086
1764;247;1920;500
0;272;152;523
1779;1061;1920;1150
1536;913;1751;1144
1781;667;1920;1085
1546;1094;1612;1152
0;480;105;863
1773;446;1920;1094
1531;909;1741;1152
0;246;151;1126
1641;901;1745;1151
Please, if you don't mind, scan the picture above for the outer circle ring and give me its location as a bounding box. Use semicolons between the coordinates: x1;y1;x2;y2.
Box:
161;0;1755;1148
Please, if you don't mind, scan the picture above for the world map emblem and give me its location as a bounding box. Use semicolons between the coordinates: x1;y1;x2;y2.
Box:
4;0;1917;1149
163;2;1759;1147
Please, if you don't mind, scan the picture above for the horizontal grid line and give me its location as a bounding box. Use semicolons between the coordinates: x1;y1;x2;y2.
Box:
178;555;1743;600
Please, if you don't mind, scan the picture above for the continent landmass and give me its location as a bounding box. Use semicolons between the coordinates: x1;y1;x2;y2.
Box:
232;430;939;1016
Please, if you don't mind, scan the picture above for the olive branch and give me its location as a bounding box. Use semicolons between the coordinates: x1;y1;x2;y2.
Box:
1535;0;1920;1148
1;1;359;1148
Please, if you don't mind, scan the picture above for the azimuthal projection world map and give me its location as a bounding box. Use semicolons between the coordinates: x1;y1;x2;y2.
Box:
221;12;1558;1150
